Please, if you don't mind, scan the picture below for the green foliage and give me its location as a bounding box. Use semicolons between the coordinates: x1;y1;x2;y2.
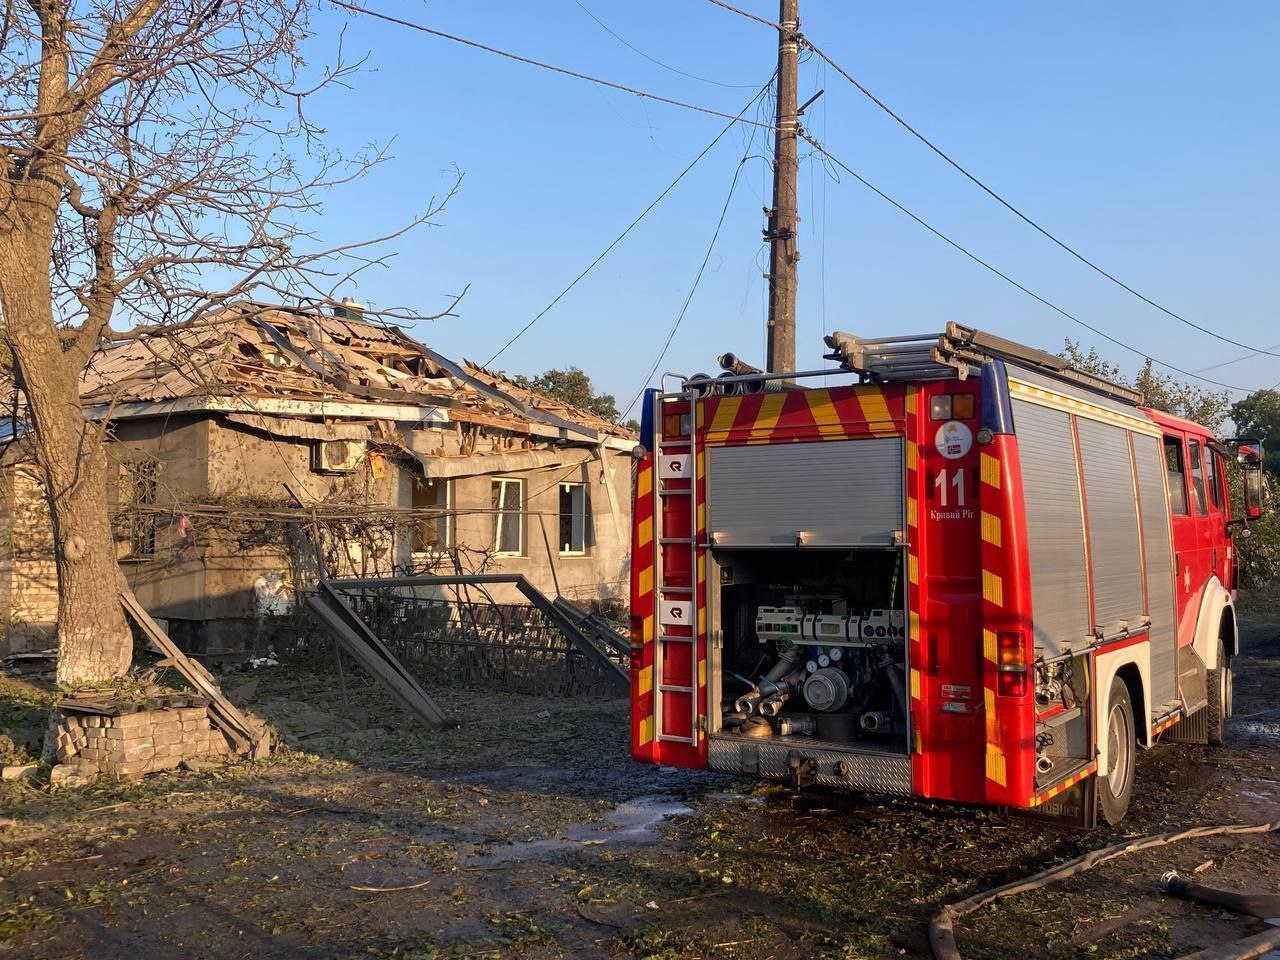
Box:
1059;340;1230;430
1230;388;1280;476
514;366;619;422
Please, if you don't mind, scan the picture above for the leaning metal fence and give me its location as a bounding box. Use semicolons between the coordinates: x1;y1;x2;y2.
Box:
318;576;629;699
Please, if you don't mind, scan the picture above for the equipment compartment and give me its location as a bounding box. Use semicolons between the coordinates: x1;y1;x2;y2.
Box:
712;548;909;756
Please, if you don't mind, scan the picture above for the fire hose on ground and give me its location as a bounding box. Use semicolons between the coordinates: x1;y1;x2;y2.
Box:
928;820;1280;960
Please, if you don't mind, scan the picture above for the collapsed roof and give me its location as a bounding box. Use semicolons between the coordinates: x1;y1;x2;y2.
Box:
80;302;632;443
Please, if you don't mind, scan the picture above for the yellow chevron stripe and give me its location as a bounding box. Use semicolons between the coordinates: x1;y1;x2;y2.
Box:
980;511;1002;546
639;665;652;697
699;658;706;689
906;389;917;415
908;496;919;528
914;729;922;754
986;743;1007;786
983;629;998;664
980;452;1000;489
638;516;653;548
640;715;654;746
708;395;743;436
856;386;895;437
909;610;920;640
638;464;652;499
643;615;653;644
985;686;998;740
803;390;844;438
910;667;921;700
983;570;1004;607
908;554;919;585
906;441;918;471
639;566;653;597
747;392;786;444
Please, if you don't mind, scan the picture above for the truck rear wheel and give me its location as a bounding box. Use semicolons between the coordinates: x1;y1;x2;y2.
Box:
1098;676;1135;826
1206;639;1232;746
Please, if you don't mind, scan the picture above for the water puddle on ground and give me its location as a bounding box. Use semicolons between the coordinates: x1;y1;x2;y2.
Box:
1236;720;1280;742
463;795;692;866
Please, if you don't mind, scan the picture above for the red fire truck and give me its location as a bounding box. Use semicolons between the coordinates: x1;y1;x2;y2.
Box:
629;325;1266;825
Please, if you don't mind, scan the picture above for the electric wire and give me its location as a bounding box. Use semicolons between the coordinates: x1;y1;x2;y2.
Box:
619;144;761;420
483;80;774;365
701;0;1280;361
329;0;778;134
333;0;1263;393
800;132;1254;394
573;0;758;89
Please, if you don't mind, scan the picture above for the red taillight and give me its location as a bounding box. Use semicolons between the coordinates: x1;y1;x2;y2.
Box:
996;631;1028;697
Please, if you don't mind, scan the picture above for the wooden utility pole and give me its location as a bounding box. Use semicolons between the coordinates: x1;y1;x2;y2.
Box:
765;0;800;374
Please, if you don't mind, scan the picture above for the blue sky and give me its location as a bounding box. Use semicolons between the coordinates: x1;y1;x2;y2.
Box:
301;1;1280;416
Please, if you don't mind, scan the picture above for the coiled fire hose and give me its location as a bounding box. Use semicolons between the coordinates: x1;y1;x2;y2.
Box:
929;820;1280;960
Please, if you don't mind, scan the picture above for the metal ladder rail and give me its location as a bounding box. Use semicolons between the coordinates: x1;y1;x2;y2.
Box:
652;386;698;747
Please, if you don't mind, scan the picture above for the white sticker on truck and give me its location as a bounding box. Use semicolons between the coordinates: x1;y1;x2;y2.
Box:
660;599;694;626
659;454;692;480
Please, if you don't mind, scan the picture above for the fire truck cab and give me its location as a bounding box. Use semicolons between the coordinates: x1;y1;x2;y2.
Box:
628;325;1266;825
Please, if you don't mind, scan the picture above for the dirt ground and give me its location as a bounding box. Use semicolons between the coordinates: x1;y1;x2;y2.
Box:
2;597;1279;960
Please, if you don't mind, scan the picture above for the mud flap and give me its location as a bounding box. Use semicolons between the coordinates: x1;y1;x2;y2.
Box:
1013;776;1098;829
1165;707;1210;744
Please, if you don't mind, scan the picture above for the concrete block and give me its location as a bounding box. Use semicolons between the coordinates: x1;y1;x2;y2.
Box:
177;707;207;722
49;763;92;786
151;754;182;772
79;746;102;762
112;712;152;732
1;764;38;781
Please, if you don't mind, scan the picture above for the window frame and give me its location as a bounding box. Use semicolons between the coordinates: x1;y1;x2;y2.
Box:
410;476;452;556
1204;447;1223;512
558;482;589;556
125;459;159;559
491;477;525;556
1188;438;1208;516
1163;435;1190;517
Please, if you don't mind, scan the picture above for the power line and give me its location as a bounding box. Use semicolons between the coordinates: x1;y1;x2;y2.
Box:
800;131;1255;394
329;0;778;134
619;150;758;420
1193;342;1280;375
484;80;774;366
572;0;758;89
700;0;1280;361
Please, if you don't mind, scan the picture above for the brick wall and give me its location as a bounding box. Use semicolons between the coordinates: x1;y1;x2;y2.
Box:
0;465;59;652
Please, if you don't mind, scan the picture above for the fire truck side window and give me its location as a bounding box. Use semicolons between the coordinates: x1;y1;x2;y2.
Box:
1163;436;1189;516
1204;448;1222;511
1188;439;1208;516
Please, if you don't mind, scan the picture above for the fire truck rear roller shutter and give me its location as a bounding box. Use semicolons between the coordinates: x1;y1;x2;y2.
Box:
706;438;903;548
1076;418;1145;637
1012;399;1090;658
1132;433;1178;708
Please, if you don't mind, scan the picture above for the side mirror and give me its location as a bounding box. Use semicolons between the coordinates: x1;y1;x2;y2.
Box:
1236;438;1265;521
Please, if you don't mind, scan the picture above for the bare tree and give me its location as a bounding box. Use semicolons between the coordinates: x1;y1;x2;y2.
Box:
0;1;450;685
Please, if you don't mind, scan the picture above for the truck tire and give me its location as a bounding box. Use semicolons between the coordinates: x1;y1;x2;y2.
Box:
1098;676;1136;826
1206;639;1232;746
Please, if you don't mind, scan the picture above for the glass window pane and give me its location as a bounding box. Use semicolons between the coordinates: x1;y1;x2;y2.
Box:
1188;440;1207;515
492;478;523;554
1164;436;1189;516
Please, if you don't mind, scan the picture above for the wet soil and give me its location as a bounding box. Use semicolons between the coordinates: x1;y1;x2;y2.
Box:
2;598;1279;959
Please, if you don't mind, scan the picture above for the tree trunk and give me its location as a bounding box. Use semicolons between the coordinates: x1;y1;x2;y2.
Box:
0;205;133;687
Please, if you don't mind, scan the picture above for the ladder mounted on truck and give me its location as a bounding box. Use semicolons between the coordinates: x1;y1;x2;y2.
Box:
824;322;1143;407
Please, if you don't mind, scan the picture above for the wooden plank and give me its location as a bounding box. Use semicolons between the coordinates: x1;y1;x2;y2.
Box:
120;590;258;753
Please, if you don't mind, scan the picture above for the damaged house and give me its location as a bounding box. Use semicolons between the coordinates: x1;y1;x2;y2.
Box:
0;302;635;656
